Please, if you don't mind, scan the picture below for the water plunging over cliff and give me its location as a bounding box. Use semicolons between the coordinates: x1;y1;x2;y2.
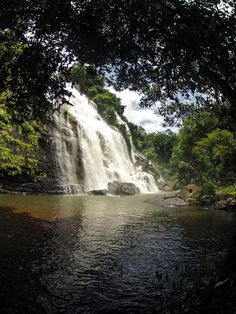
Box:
53;86;158;194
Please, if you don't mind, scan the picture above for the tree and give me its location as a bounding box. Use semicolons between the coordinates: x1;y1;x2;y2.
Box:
127;122;147;151
170;109;236;185
0;32;71;121
89;0;235;128
0;0;235;125
193;129;236;182
152;130;177;164
171;111;218;184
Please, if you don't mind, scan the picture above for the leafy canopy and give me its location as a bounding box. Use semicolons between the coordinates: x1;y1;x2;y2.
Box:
0;0;235;125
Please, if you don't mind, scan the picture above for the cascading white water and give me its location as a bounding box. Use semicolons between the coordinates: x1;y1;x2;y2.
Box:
53;85;158;194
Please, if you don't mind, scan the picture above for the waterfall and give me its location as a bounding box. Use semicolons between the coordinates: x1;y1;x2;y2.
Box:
53;85;158;194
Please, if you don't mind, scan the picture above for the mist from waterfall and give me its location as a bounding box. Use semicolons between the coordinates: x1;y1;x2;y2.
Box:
53;86;158;194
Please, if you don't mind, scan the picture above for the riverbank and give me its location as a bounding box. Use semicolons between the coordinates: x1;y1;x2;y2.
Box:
145;189;236;212
144;191;189;207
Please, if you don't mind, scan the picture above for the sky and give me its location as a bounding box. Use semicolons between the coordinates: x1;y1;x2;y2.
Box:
108;87;178;133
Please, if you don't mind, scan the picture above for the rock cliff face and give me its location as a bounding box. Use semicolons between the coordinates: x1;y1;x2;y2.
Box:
134;153;156;176
0;122;84;194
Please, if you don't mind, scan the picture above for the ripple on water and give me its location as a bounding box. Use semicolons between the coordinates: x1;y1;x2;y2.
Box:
0;194;236;312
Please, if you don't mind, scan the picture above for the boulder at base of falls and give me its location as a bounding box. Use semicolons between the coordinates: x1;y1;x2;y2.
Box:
108;181;140;196
88;189;108;195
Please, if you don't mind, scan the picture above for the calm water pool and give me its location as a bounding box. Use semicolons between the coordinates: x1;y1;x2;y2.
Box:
0;194;235;313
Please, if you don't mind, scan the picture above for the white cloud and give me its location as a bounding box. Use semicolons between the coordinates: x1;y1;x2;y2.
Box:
108;87;178;133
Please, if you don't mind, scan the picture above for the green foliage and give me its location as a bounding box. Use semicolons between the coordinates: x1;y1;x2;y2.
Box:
124;122;178;180
0;93;39;176
86;86;104;99
69;65;105;94
218;184;236;198
193;129;236;181
0;32;70;122
92;92;124;116
63;107;77;126
170;112;219;184
169;110;236;187
151;130;177;164
144;147;157;162
69;64;125;126
199;181;217;199
116;124;132;153
127;122;177;165
127;122;146;151
102;107;117;126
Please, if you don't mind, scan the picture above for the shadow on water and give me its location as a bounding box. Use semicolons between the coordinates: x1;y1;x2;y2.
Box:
0;205;55;313
0;200;87;314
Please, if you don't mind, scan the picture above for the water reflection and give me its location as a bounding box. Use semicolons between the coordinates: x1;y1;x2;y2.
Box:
0;194;235;313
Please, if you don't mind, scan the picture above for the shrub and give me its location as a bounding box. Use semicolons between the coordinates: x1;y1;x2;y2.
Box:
199;181;218;202
0;100;39;176
218;184;236;198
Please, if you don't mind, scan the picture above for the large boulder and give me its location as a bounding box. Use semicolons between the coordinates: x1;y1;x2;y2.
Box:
108;181;140;195
179;184;200;201
88;189;108;195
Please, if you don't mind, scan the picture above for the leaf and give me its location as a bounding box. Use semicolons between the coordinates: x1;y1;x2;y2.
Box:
214;278;229;289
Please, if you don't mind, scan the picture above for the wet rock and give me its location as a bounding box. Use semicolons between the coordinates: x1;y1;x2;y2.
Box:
214;198;236;211
134;153;156;175
88;189;108;195
108;181;140;195
145;193;188;207
198;194;216;205
0;188;20;195
179;184;200;201
157;178;173;191
22;183;66;194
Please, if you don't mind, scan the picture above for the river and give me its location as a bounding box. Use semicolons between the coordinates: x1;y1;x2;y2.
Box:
0;194;235;313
